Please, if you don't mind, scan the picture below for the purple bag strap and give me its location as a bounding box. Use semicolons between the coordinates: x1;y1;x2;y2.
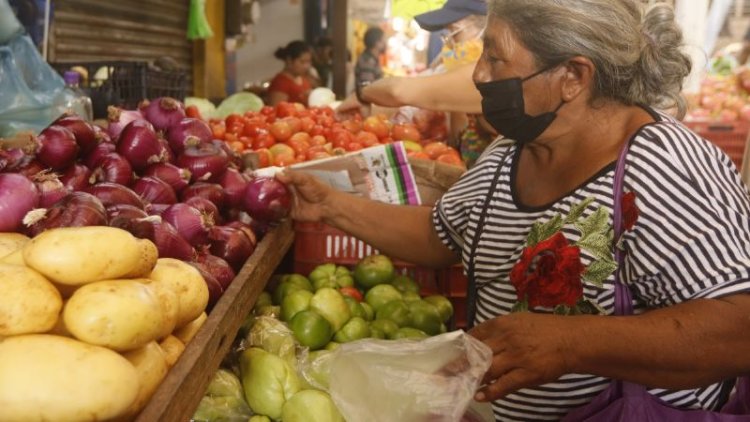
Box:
612;132;634;316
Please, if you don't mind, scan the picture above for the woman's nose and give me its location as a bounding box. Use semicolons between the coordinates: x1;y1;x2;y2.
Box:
473;56;490;84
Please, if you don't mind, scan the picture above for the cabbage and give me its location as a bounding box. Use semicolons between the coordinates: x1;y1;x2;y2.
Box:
308;88;336;107
239;348;301;420
215;93;263;118
185;97;217;120
281;390;345;422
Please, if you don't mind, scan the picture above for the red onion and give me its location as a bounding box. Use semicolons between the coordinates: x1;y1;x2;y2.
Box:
36;125;79;170
158;137;175;164
89;153;133;186
225;221;258;247
207;226;255;271
140;97;186;131
184;196;221;223
0;173;40;231
189;262;224;309
181;182;225;209
194;253;236;290
54;114;98;154
166;118;211;154
85;183;145;209
32;171;69;208
84;142;116;168
0;147;33;172
60;164;91;191
107;106;146;140
92;124;113;144
146;203;170;216
143;163;190;193
131;176;177;205
117;120;167;171
16;160;46;178
249;219;271;240
161;203;214;246
219;168;249;208
243;177;292;222
176;143;229;182
106;204;148;221
113;216;196;261
212;140;243;169
23;192;106;236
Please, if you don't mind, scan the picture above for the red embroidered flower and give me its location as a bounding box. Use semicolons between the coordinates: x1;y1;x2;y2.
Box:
622;191;639;232
509;232;586;308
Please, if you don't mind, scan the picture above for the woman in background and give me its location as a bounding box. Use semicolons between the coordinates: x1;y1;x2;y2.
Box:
267;40;313;106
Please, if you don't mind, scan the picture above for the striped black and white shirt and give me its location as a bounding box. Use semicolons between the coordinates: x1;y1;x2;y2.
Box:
432;111;750;421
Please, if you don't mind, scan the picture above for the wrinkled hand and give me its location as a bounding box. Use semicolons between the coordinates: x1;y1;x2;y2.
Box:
276;170;336;223
469;312;574;402
335;94;368;117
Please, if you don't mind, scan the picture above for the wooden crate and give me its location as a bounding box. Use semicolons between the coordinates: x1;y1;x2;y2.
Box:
135;220;294;422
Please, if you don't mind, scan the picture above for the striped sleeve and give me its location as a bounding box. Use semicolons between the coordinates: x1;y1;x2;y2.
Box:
431;145;511;253
622;123;750;307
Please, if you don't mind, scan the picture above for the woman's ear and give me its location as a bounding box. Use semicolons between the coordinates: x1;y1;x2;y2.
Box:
560;56;595;102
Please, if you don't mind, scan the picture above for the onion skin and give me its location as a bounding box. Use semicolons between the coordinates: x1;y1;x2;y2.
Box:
54;114;99;154
180;182;226;209
106;204;149;221
161;203;214;246
193;253;236;290
33;171;69;208
84;142;116;168
131;176;178;205
225;221;258;247
60;164;92;191
219;168;249;209
166;118;211;154
207;225;255;271
184;196;221;224
89;153;133;186
36;125;79;170
141;97;186;131
0;173;40;232
242;177;292;223
189;262;224;309
143;163;190;193
176;143;229;183
107;106;145;140
16;160;46;178
85;183;145;209
23;192;107;237
116;120;167;171
112;216;196;261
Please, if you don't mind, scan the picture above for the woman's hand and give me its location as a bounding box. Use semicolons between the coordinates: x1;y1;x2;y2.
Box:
469;312;575;402
276;170;337;223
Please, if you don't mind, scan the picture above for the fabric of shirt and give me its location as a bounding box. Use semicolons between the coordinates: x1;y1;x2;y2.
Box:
354;50;383;86
432;111;750;421
267;72;312;104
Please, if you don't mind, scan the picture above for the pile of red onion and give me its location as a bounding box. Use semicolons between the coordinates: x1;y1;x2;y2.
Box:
0;99;294;307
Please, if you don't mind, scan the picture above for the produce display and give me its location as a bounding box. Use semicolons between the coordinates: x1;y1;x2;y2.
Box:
201;101;464;169
685;65;750;123
0;97;294;307
192;254;455;421
0;226;208;421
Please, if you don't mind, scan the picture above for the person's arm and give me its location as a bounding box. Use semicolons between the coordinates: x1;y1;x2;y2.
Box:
470;294;750;402
277;170;459;268
361;63;482;114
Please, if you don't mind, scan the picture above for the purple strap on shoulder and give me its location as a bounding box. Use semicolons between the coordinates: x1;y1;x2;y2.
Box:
613;135;634;316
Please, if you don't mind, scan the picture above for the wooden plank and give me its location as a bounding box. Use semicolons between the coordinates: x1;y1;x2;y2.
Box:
332;0;349;98
135;220;295;422
53;11;185;37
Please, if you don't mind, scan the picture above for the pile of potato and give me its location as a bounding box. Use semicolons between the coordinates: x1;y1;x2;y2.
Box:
0;226;210;422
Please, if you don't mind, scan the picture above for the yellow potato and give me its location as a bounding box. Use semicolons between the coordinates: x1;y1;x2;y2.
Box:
146;279;180;340
0;335;139;422
149;258;209;328
23;226;158;285
0;264;62;336
120;341;169;416
64;280;165;351
173;312;208;345
159;335;186;367
0;233;29;259
0;248;24;265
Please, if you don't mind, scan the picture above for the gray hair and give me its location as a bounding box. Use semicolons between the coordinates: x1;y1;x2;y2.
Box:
488;0;692;118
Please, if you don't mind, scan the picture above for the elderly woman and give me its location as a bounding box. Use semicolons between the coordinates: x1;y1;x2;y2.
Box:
280;0;750;420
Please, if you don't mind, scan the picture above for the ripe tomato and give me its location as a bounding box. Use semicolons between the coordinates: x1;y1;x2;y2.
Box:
273;153;296;167
331;129;353;149
392;124;421;142
362;116;389;139
339;286;364;302
269;121;293;142
225;114;244;129
210;123;226;140
310;135;327;146
254;148;272;168
345;142;363;152
300;117;316;133
436;152;466;168
309;125;325;137
252;132;276;150
407;151;430;160
229;141;245;152
287;138;311;156
306;145;329;161
342;119;362;134
186;105;202;120
225;132;239;144
276;102;298;118
284;117;303;133
356;131;379;148
423;142;450;160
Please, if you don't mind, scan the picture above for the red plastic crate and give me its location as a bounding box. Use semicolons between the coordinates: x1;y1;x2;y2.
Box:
685;120;749;169
293;222;469;328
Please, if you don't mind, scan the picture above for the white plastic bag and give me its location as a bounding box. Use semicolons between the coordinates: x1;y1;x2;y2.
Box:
327;331;494;422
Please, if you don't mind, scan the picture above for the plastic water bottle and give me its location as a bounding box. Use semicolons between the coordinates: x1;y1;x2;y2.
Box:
62;71;93;121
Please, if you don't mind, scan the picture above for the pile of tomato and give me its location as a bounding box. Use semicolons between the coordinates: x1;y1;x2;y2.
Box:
200;102;464;169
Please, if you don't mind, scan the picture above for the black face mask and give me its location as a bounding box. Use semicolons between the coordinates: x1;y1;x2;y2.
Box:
475;64;565;144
